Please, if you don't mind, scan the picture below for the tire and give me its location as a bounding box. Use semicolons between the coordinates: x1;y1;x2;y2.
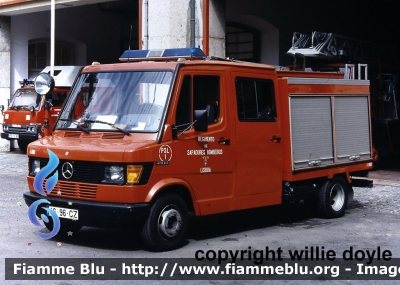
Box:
141;194;189;251
318;177;348;219
17;140;29;153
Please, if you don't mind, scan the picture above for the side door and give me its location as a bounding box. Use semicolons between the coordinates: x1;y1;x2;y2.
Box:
172;70;234;215
231;72;282;209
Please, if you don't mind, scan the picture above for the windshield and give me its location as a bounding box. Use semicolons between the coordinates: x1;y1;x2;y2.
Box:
9;89;42;110
56;71;173;133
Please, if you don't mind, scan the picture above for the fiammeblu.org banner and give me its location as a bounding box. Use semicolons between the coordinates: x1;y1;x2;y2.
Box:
5;258;400;280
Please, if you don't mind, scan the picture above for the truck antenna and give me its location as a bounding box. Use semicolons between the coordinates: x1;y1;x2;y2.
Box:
127;24;132;63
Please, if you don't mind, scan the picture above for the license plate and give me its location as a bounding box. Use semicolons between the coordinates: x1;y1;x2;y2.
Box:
49;206;79;220
8;134;19;139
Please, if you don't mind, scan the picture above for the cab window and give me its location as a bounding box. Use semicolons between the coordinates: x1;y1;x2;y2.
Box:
47;92;67;107
175;75;220;130
235;77;276;121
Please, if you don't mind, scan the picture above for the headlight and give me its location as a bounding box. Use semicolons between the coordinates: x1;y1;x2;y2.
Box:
3;125;8;131
30;159;41;176
27;126;37;133
127;165;143;184
103;166;124;184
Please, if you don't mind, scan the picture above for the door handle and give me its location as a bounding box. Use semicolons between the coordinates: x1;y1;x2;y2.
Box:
270;136;281;143
218;138;230;145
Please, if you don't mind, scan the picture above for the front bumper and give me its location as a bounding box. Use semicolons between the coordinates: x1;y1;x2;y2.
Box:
1;132;38;141
23;192;150;228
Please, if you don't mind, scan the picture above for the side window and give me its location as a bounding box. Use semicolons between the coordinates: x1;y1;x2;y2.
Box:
47;92;67;107
235;77;276;121
193;75;220;124
175;75;192;131
175;75;220;129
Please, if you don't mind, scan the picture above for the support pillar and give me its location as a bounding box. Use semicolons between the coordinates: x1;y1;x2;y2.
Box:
208;0;225;58
139;0;225;58
0;16;11;152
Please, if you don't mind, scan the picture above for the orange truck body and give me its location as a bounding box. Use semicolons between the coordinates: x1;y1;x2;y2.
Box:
23;49;373;250
1;66;81;152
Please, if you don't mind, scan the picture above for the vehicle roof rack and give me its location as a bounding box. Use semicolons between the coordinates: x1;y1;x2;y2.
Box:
119;48;206;62
287;31;398;65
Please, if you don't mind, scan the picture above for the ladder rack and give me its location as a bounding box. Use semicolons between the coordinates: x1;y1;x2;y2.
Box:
287;31;398;66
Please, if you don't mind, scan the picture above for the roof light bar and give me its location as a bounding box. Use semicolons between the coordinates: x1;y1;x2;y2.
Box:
119;48;206;62
19;79;35;87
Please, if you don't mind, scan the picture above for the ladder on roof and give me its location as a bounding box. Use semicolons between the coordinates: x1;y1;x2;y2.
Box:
287;31;398;65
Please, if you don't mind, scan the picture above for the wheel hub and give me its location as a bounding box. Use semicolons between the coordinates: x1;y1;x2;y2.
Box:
158;208;182;238
330;183;345;211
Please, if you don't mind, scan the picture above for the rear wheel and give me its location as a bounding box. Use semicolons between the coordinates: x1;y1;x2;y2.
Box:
141;194;189;251
318;177;348;218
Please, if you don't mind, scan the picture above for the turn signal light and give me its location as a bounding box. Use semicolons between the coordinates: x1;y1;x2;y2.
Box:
127;165;143;184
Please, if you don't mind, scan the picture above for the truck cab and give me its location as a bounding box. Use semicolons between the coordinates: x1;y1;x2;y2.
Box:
1;66;81;152
24;48;373;251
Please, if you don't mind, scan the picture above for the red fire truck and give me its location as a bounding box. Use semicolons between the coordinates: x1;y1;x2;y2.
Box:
24;48;372;251
1;66;81;152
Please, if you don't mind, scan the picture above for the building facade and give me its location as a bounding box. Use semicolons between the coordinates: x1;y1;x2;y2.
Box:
0;0;284;150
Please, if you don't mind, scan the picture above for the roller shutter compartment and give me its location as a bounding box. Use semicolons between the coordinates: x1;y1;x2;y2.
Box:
290;96;334;170
335;96;371;163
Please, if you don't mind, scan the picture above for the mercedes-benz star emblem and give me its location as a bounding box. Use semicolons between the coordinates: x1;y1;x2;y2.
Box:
62;162;74;179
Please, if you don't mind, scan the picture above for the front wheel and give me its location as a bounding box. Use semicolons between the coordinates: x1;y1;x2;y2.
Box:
141;194;189;251
318;177;348;218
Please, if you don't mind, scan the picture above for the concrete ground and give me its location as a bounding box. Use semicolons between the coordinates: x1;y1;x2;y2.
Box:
0;150;400;284
369;168;400;187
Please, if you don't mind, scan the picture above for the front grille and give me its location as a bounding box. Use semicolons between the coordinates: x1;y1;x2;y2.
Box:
44;180;97;199
30;158;154;185
42;160;101;183
7;127;27;134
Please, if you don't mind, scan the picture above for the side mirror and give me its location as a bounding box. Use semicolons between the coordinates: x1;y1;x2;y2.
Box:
193;109;208;132
0;105;4;114
171;110;209;140
34;73;55;95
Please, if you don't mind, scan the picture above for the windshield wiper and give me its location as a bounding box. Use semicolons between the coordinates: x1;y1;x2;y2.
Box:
58;118;90;134
84;119;130;136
